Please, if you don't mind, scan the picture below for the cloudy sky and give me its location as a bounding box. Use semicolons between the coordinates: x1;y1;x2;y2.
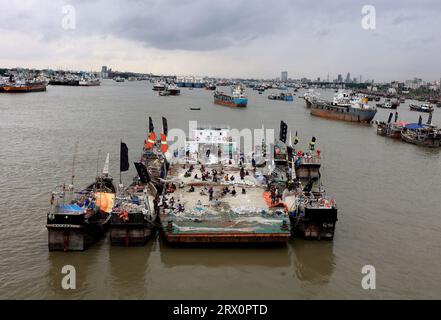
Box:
0;0;440;81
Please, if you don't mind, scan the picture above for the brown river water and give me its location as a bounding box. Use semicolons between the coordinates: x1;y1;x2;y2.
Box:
0;81;440;299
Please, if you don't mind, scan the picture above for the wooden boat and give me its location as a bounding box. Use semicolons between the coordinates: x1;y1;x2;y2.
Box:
47;154;116;251
376;112;405;139
190;107;201;111
401;123;441;148
110;179;159;246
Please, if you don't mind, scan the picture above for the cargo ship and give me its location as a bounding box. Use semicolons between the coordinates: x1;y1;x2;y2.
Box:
214;85;248;108
309;90;377;123
47;154;116;251
2;81;47;93
159;126;291;244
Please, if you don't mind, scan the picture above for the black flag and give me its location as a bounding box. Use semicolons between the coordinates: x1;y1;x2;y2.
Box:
149;117;154;133
387;113;393;124
427;112;433;125
120;142;129;172
279;121;288;144
134;162;151;184
303;179;313;193
162;117;168;136
394;112;399;123
294;131;299;145
418;115;423;126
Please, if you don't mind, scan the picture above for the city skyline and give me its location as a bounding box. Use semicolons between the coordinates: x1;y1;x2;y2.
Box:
1;0;440;82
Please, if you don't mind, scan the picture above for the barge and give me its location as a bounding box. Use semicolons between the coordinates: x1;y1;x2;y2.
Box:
159;127;291;244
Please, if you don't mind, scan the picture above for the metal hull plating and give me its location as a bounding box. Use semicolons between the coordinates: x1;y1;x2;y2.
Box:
311;102;377;123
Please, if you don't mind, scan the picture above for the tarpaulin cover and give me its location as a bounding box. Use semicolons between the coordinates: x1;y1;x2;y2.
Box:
60;204;83;213
405;123;424;130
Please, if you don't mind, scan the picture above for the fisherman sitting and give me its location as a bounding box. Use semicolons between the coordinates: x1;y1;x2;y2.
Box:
232;187;237;196
242;187;246;195
179;181;185;189
230;175;236;182
177;203;185;213
224;174;229;182
184;171;191;178
188;185;195;193
197;200;202;206
194;174;200;180
200;188;207;196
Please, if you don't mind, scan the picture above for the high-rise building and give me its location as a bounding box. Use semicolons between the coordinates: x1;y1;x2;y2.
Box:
345;72;351;83
337;74;343;83
281;71;288;82
101;66;108;79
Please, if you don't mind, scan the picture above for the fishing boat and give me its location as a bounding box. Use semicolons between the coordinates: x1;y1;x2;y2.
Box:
153;81;166;91
376;102;395;109
166;83;181;96
160;126;291;244
290;151;338;240
205;83;217;91
79;76;101;86
268;92;294;102
400;114;441;148
214;84;248;108
376;112;406;139
409;103;435;113
46;153;116;251
270;122;338;240
2;81;47;93
190;107;201;111
114;77;125;83
309;91;377;123
110;141;160;246
111;182;159;246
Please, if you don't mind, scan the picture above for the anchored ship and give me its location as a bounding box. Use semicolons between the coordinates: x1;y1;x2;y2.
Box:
79;75;101;86
401;114;441;148
409;103;435;113
110;119;169;246
2;81;47;93
268;92;294;102
309;90;377;123
214;84;248;108
376;112;406;139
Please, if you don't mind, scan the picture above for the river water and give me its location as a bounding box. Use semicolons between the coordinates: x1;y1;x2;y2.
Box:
0;81;440;299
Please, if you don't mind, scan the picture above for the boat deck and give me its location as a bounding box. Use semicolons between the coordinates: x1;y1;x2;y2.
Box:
159;164;291;243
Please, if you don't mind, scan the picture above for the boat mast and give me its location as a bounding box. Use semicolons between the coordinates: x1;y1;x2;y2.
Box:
71;141;79;187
